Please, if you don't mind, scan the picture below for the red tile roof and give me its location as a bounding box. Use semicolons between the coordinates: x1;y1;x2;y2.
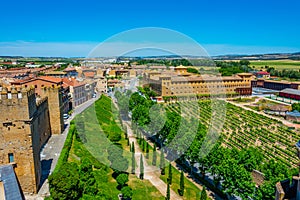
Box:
256;71;270;75
62;77;85;87
38;76;63;83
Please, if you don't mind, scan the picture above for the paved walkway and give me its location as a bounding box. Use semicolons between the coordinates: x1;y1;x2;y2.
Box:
124;121;182;200
25;95;100;200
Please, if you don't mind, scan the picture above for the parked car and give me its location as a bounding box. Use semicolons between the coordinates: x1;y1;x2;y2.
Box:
63;114;69;120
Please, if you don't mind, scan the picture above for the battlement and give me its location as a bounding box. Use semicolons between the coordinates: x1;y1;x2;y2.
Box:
41;85;62;90
0;86;35;101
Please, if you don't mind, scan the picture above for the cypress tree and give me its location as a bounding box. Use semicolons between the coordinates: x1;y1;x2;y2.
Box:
166;183;170;200
139;154;144;180
131;142;135;174
167;163;172;185
179;170;184;196
141;139;145;152
152;143;157;166
146;142;149;159
160;148;165;175
200;186;207;200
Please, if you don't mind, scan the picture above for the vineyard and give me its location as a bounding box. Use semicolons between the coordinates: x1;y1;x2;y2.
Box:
165;100;300;168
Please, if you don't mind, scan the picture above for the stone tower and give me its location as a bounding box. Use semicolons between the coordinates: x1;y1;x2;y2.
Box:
0;86;51;193
41;86;64;135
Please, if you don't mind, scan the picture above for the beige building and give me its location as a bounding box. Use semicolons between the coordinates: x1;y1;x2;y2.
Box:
95;77;107;93
144;67;252;98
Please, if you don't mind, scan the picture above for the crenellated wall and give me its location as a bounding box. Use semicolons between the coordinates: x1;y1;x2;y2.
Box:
0;86;51;193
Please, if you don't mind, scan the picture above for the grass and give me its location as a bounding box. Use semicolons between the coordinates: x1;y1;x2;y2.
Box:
129;174;165;200
76;95;165;199
160;164;201;200
250;60;300;70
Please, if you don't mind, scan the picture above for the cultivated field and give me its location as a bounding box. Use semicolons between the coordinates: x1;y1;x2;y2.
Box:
249;60;300;70
165;100;300;168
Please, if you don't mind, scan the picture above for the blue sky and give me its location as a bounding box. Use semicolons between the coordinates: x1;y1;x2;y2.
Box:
0;0;300;57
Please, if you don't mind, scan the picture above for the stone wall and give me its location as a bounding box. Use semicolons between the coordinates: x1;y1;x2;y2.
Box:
0;86;51;193
41;86;64;134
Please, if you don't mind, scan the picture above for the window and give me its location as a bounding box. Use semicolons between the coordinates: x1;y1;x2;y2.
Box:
17;93;22;99
8;153;14;163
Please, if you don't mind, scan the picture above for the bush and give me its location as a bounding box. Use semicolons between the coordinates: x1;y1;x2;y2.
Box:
116;173;129;188
121;186;133;199
53;123;76;174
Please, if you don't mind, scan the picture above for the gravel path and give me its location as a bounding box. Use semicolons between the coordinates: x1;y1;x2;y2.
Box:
124;121;182;200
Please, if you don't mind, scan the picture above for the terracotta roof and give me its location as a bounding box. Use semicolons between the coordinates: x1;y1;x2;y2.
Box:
83;71;95;78
38;76;63;84
63;67;77;72
256;71;270;75
62;77;85;87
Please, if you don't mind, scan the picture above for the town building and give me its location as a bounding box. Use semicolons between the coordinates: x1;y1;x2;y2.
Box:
63;67;78;77
252;79;300;91
279;88;300;101
286;110;300;123
62;78;86;107
144;69;253;98
0;164;24;199
254;71;270;79
10;77;66;134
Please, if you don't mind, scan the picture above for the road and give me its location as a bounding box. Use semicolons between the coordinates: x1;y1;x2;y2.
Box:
25;95;101;200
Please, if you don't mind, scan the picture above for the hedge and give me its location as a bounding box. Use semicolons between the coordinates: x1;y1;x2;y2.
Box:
52;122;76;174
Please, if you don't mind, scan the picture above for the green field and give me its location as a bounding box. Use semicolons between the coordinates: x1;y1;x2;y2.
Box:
166;100;300;168
249;60;300;70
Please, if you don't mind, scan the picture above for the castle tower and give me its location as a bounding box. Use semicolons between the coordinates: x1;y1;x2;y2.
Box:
0;86;51;193
41;86;64;134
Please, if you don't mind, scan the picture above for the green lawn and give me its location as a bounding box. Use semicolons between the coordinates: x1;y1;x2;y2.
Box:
160;164;201;200
250;60;300;70
129;175;165;200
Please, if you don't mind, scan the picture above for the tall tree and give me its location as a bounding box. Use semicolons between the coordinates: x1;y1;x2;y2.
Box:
152;143;157;166
179;170;184;196
131;142;135;174
166;183;170;200
131;142;135;153
49;162;82;200
160;148;165;175
141;138;145;152
146;142;149;159
168;164;172;185
200;186;207;200
140;154;144;180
